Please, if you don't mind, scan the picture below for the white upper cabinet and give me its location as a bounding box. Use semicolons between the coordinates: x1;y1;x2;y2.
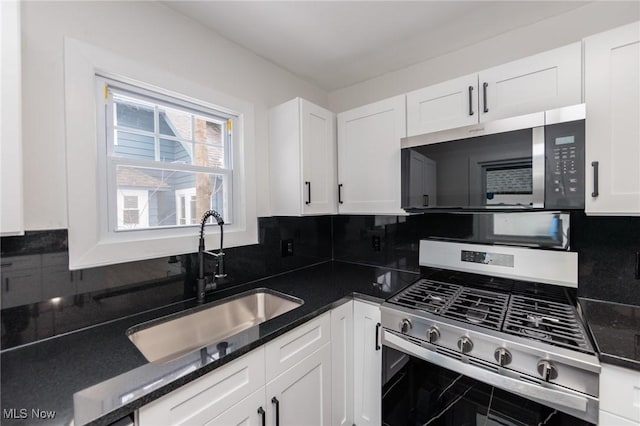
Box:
584;21;640;215
0;1;23;236
479;42;582;122
407;73;479;136
269;98;336;216
337;95;406;215
407;42;582;137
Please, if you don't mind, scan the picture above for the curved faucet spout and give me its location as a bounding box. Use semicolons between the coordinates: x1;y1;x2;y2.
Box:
197;209;225;303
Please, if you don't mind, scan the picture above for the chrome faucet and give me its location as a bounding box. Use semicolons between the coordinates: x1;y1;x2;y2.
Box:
196;209;226;303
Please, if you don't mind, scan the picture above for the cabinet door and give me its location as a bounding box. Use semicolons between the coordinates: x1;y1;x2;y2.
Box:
300;99;337;215
138;348;265;426
337;95;406;214
479;42;582;122
584;22;640;215
209;388;266;426
599;410;640;426
599;363;640;423
353;301;381;426
266;343;331;426
407;74;478;136
331;301;353;426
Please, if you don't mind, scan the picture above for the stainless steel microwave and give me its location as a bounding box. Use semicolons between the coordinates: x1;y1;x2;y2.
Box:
401;104;585;211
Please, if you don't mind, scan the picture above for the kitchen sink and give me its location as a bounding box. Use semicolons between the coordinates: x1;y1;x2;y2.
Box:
127;288;303;363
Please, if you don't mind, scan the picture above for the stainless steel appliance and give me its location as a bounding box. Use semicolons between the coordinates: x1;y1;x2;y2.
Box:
381;240;600;424
401;104;585;211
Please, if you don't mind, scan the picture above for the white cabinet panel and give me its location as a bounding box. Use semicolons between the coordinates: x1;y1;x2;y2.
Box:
599;363;640;424
138;348;265;426
407;73;478;136
331;301;354;426
265;313;330;382
269;98;336;216
353;301;381;426
266;343;331;426
599;410;640;426
337;95;406;215
479;42;582;122
209;388;266;426
585;21;640;215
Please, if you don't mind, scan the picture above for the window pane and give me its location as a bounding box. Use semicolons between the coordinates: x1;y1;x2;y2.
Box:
159;107;192;140
113;131;155;161
194;142;225;168
194;117;223;144
123;210;139;225
115;165;228;230
114;94;155;133
159;138;192;164
124;195;138;209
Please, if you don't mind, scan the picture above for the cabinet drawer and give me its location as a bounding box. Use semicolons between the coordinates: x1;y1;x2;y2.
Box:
265;313;330;382
600;363;640;423
138;347;265;426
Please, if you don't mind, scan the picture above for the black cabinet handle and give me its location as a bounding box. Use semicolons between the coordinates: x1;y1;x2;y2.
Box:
423;194;429;207
483;82;489;113
70;272;74;282
375;322;381;351
591;161;599;197
468;86;474;116
305;181;311;205
257;406;265;426
338;184;343;204
271;397;280;426
4;277;9;292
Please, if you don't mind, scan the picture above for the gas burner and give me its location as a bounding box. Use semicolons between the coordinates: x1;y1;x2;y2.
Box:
465;305;490;324
521;327;551;340
441;287;509;330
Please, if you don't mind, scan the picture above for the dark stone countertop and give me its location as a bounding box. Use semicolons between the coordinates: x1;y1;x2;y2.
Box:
579;297;640;371
0;260;418;426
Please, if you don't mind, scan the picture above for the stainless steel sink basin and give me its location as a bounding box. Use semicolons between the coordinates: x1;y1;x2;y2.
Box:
127;288;303;363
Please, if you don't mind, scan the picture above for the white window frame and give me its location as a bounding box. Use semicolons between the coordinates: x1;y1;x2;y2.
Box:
64;38;257;269
99;77;234;232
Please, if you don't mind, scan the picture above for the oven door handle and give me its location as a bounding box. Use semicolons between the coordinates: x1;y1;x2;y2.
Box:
382;331;590;414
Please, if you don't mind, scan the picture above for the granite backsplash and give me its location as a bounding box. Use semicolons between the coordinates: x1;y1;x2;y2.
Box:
2;212;639;350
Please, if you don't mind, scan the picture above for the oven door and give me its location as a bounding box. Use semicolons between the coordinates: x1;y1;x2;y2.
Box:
382;330;598;424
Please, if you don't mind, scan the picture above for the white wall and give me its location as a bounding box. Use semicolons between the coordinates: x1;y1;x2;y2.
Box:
328;2;640;112
21;1;328;230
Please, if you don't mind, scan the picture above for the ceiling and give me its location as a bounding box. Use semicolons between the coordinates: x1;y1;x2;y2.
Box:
164;1;588;92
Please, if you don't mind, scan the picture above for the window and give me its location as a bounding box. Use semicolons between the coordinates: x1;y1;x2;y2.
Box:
101;78;234;231
64;39;257;269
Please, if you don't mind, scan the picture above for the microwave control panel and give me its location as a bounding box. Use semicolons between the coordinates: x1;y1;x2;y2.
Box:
545;120;585;209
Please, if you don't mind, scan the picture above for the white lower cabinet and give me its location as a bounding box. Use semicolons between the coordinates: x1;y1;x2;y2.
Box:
266;343;332;426
353;300;382;426
210;388;266;426
331;301;354;426
599;363;640;425
137;348;265;426
599;410;640;426
137;304;384;426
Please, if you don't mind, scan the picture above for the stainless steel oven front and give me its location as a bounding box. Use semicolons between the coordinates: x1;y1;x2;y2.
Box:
380;240;600;426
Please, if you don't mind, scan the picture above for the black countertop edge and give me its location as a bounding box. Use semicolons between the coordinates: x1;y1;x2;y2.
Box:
578;297;640;372
71;262;418;426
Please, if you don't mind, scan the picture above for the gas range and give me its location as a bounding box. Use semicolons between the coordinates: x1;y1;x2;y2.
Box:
380;240;600;424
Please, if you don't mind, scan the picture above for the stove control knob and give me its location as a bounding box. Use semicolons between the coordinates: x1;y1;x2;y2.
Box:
457;336;473;354
494;348;512;366
400;318;413;334
537;360;558;382
427;327;440;344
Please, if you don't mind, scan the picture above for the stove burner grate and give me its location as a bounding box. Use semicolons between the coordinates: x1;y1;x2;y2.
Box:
389;279;461;314
503;295;594;353
440;287;509;330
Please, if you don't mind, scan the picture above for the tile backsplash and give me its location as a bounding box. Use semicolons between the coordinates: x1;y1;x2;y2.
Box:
0;216;331;349
2;211;639;349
